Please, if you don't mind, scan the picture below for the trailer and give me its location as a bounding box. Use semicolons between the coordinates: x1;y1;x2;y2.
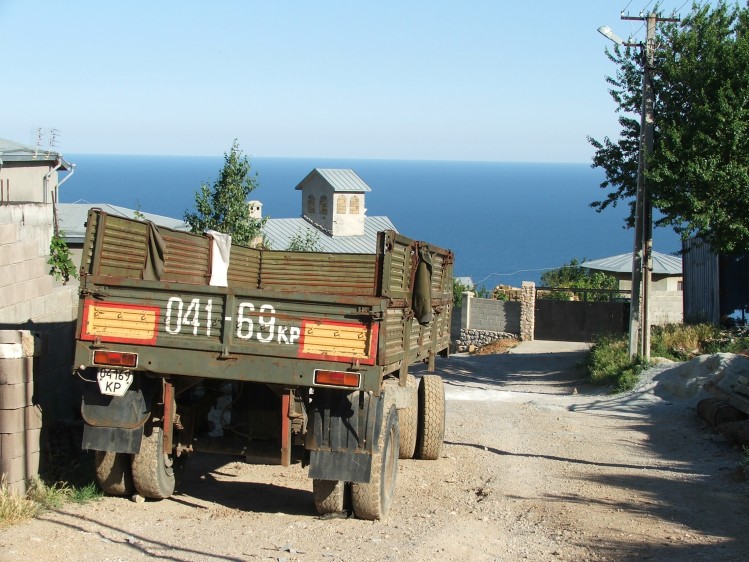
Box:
72;209;453;519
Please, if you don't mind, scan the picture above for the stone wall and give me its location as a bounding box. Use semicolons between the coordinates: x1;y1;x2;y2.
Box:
520;282;536;341
456;287;535;351
0;204;79;493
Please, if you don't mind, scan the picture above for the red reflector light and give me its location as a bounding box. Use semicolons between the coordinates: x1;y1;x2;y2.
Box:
93;350;138;368
314;370;361;388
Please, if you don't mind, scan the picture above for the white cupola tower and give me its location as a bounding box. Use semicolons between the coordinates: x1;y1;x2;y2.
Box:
295;168;370;236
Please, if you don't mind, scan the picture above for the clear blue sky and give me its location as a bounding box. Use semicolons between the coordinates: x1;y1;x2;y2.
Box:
1;1;693;163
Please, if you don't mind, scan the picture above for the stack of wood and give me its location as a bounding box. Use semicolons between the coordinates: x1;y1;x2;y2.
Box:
700;373;749;445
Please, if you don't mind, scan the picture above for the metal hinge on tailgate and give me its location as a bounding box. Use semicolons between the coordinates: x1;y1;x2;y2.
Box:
79;287;109;299
358;307;383;321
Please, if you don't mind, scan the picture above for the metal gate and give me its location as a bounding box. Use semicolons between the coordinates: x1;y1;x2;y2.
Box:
534;288;629;342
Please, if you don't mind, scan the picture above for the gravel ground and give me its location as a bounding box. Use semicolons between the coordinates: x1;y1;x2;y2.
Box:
2;344;749;561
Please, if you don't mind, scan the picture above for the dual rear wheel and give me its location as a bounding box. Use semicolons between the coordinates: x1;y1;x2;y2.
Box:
94;425;175;500
313;374;446;520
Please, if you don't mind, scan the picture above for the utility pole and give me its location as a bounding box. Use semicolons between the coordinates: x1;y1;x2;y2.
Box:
621;11;678;361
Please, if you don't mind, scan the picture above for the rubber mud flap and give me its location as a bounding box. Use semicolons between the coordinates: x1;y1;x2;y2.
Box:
307;389;381;483
81;377;156;429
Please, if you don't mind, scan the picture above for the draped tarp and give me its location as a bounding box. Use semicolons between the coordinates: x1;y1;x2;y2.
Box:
143;221;166;281
413;244;433;325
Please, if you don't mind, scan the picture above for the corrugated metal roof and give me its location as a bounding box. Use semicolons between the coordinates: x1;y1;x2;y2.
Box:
294;168;372;193
59;202;395;254
58;203;190;243
582;251;682;275
0;137;71;168
263;216;396;254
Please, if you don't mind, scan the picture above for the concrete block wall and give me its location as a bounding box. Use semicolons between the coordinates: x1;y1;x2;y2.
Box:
0;205;79;494
464;296;521;333
651;291;684;326
0;331;42;494
458;290;527;351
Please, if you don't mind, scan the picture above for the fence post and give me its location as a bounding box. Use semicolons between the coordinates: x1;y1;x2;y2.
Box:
461;291;474;330
520;282;535;341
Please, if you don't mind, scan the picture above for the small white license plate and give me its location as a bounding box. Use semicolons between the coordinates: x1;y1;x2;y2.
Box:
97;368;133;397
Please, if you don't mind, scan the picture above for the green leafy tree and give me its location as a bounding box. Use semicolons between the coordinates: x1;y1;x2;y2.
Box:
184;140;266;246
287;229;322;252
48;232;78;285
540;259;618;301
589;2;749;254
453;278;470;307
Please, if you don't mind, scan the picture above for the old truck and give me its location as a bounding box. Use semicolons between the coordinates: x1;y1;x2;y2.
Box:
72;209;453;520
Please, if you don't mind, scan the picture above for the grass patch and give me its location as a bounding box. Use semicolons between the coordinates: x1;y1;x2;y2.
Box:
0;476;103;528
586;335;646;392
586;323;749;393
0;478;40;528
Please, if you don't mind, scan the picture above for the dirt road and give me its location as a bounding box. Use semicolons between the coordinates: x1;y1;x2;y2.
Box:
2;343;748;561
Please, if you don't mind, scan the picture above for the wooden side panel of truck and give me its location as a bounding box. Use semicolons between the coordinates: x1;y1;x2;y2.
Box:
73;209;453;520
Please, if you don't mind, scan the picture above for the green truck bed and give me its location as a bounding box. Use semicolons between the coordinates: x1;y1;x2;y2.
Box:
72;208;453;520
74;209;453;392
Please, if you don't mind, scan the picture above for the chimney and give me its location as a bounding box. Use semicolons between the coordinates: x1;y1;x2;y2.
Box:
248;200;262;219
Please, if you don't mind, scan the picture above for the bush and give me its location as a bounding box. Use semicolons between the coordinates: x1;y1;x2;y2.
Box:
586;323;749;392
586;335;645;392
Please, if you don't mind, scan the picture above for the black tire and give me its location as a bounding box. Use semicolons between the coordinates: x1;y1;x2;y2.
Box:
313;479;348;515
351;401;399;520
398;375;418;459
94;451;134;496
131;426;175;500
415;375;445;460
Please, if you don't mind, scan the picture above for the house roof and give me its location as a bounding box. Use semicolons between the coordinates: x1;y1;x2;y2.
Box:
263;216;396;254
59;202;395;254
455;277;475;288
582;251;682;275
0;137;72;169
295;168;372;193
58;203;189;244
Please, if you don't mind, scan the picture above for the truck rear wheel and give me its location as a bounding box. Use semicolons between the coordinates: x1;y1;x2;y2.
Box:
351;402;399;520
313;479;349;515
94;451;134;496
398;375;418;459
415;375;445;460
131;426;175;499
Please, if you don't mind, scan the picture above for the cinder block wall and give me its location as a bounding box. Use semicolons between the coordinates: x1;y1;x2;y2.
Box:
0;205;78;493
465;298;521;333
651;292;684;325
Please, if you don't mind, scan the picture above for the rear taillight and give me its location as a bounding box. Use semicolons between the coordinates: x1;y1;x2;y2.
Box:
314;370;361;388
93;350;138;368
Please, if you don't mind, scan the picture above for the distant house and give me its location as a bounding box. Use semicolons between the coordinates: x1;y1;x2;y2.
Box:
0;137;74;204
59;168;396;262
58;203;190;272
582;251;683;292
582;251;683;325
454;277;475;289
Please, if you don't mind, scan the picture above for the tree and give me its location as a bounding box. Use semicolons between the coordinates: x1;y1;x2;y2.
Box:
286;228;322;252
540;259;618;301
184;140;266;246
589;1;749;254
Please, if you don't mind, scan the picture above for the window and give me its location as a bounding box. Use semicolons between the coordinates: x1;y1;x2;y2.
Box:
307;195;316;214
336;195;347;214
350;196;360;214
320;195;328;215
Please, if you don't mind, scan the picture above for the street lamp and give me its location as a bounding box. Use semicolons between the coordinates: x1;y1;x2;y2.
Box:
597;26;624;45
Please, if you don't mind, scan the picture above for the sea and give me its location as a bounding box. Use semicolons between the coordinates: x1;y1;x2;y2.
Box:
61;154;682;289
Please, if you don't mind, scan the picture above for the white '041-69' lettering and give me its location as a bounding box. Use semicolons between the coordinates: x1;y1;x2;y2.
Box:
164;297;300;345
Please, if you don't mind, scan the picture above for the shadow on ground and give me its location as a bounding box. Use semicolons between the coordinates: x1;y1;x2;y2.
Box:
428;345;749;560
414;349;593;396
